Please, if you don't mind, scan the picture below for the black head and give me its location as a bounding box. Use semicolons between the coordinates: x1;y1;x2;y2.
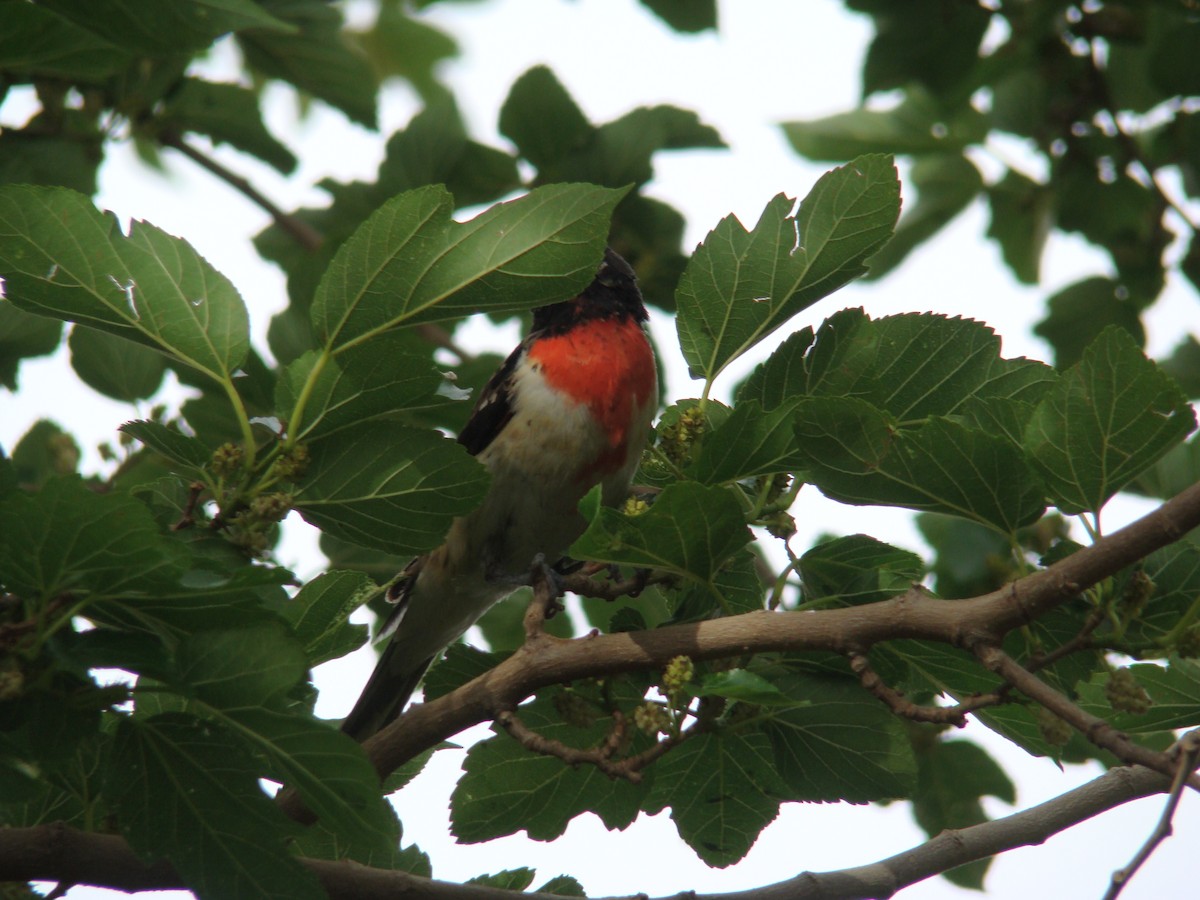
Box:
531;248;648;336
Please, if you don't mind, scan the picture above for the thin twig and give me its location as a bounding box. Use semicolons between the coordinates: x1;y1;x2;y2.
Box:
497;707;677;784
1104;731;1200;900
159;131;325;252
975;645;1200;790
847;652;1006;726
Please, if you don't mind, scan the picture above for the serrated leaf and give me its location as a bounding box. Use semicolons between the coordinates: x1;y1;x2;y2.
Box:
864;153;983;281
218;707;397;861
451;686;648;843
570;482;752;588
312;183;625;352
159;78;297;174
1025;327;1196;514
0;476;187;599
689;399;806;485
536;875;587;897
68;324;167;401
0;185;250;383
644;730;784;867
799;534;924;607
676;156;900;385
468;869;536;891
293;421;489;554
277;334;451;442
107;714;324;900
762;671;917;803
119;420;211;471
795;398;1046;532
742;309;1056;420
278;570;373;666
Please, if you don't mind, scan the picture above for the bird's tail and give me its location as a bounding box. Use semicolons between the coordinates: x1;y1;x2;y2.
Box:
339;640;433;742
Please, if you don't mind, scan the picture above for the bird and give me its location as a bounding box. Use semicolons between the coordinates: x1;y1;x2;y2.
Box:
340;248;657;741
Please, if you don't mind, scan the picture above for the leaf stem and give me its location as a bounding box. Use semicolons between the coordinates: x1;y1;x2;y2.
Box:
219;376;258;470
285;349;330;446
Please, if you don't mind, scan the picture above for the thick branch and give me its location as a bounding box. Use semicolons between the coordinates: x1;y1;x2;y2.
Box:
3;765;1174;900
360;481;1200;783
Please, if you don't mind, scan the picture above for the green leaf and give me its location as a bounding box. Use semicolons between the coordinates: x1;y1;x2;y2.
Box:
916;513;1014;598
799;535;924;607
68;325;167;401
1131;434;1200;501
762;671;917;802
741;309;1056;420
107;714;324;900
311;183;626;352
644;730;784;867
864;153;983;280
119;420;211;471
0;2;132;80
676;156;900;384
0;185;250;384
795;399;1046;532
1160;335;1200;400
351;5;457;98
277;335;452;442
1025;327;1196;515
781;89;988;161
218;707;397;861
0;476;187;599
39;0;294;55
536;875;588;897
174;623;307;710
0;302;61;390
689;399;806;484
293;421;489;555
1077;660;1200;733
854;0;991;98
277;570;373;666
468;869;536;891
570;482;752;588
986;168;1052;285
238;0;377;128
1034;277;1146;370
451;685;648;843
0;116;102;195
911;738;1015;889
159;78;297;174
10;419;79;486
638;0;717;33
693;669;791;705
500;66;594;172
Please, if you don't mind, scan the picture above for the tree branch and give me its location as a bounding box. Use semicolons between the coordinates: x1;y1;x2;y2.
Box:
4;764;1176;900
357;480;1200;784
975;645;1200;789
158;131;326;253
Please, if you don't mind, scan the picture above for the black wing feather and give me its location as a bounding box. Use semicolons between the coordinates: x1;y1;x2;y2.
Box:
455;337;527;456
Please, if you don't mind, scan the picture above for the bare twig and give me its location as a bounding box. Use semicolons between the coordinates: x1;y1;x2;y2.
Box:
1104;731;1200;900
497;707;675;784
975;645;1200;790
171;481;206;531
159;131;325;252
847;651;1006;726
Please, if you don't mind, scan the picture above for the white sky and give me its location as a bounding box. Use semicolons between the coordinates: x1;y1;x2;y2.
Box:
4;1;1198;898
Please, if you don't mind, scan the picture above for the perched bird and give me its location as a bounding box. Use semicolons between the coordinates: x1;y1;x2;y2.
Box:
341;248;657;741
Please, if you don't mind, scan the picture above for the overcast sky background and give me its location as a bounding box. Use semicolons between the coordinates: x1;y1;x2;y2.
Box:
3;1;1198;898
